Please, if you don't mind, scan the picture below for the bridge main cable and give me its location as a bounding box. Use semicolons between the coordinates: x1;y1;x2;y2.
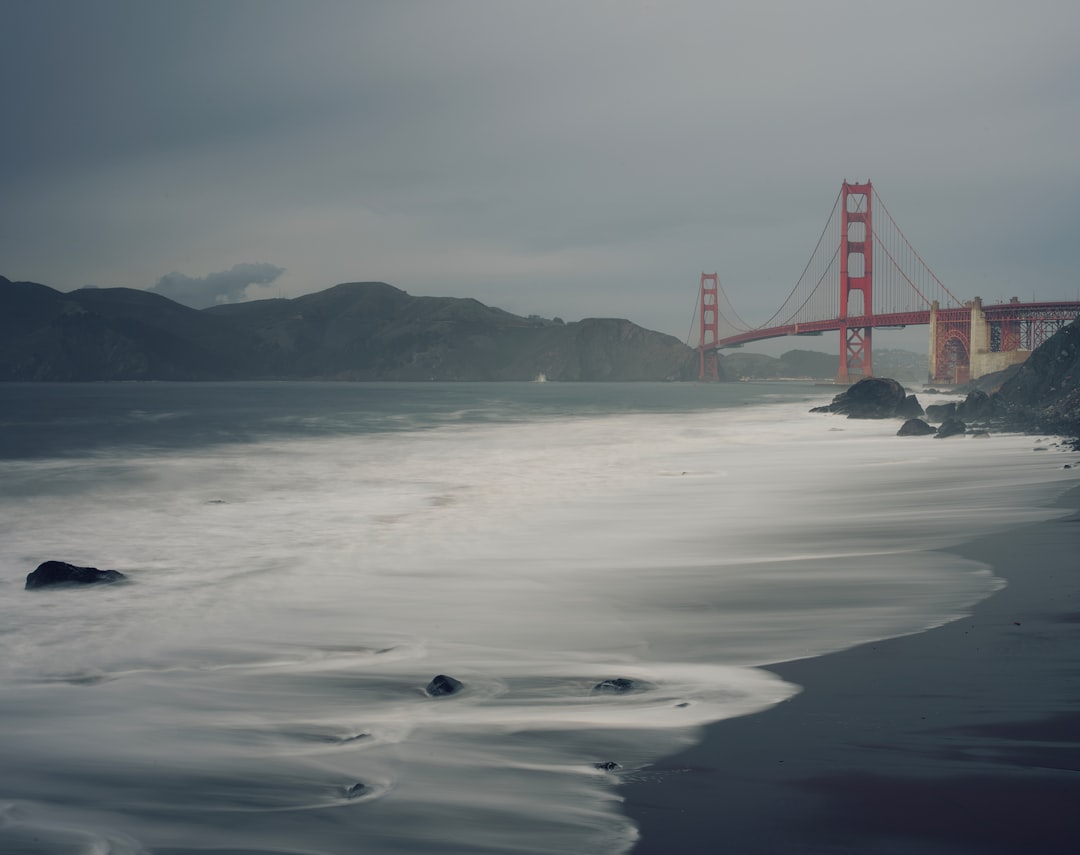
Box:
760;186;844;330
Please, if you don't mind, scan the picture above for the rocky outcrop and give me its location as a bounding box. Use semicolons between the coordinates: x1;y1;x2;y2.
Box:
806;322;1080;438
956;390;994;422
592;677;646;694
425;674;464;697
898;394;926;419
25;560;126;590
992;318;1080;435
925;402;957;422
811;377;920;419
897;418;936;436
935;418;967;439
912;320;1080;438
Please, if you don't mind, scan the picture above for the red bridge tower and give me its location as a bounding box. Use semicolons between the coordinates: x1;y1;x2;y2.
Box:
698;272;720;381
838;181;873;382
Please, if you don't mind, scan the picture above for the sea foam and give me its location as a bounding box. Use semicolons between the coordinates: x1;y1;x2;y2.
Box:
0;383;1074;853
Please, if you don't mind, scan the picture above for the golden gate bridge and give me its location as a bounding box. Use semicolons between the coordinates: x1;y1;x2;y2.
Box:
695;181;1080;385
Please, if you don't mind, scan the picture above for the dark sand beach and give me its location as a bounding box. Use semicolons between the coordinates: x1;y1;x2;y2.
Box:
626;484;1080;854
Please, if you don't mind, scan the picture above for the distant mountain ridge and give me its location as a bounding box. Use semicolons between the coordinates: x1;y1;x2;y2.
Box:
721;347;928;382
0;276;698;382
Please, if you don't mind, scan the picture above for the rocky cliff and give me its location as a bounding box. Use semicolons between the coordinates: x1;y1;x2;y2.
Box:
0;276;697;382
992;318;1080;435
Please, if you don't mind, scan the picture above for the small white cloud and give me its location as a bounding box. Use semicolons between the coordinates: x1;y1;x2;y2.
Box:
150;262;285;308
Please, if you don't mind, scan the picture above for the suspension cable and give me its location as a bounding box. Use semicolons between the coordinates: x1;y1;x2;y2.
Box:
717;279;754;331
776;245;841;325
873;189;964;307
683;289;700;347
760;186;843;329
873;235;934;307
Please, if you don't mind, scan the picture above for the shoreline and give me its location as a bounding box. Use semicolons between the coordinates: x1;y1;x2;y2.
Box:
624;483;1080;854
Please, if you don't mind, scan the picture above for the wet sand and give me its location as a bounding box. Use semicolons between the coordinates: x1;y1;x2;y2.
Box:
626;485;1080;854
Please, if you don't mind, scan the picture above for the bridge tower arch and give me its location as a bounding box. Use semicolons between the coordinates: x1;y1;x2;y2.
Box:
838;181;873;383
938;332;971;385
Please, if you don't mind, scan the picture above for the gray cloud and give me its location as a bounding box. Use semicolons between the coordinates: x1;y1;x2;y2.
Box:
150;263;285;309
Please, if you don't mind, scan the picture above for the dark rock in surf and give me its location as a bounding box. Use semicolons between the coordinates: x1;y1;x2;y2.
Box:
957;390;994;421
897;418;936;437
935;418;967;439
425;674;464;697
925;402;957;422
811;377;910;419
897;394;925;418
592;677;641;694
25;560;126;590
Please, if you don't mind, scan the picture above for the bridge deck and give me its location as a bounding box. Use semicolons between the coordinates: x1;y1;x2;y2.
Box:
710;302;1080;350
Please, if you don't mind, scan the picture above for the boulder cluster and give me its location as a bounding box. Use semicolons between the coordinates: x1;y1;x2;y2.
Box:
811;377;973;438
811;318;1080;442
812;378;1040;439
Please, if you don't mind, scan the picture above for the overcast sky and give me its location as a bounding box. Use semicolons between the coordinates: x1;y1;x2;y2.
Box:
3;0;1078;349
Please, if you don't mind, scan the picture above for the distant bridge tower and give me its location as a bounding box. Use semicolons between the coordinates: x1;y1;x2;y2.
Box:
838;181;873;382
698;272;720;381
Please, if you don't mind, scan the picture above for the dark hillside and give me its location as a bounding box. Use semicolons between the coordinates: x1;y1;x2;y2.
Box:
1;276;696;381
211;283;696;381
0;276;269;380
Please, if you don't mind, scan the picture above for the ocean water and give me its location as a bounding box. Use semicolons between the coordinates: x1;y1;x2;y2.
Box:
0;381;1074;854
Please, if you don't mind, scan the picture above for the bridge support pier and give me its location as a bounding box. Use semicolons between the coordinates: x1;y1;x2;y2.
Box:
969;297;1031;378
929;297;1031;384
839;323;872;384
